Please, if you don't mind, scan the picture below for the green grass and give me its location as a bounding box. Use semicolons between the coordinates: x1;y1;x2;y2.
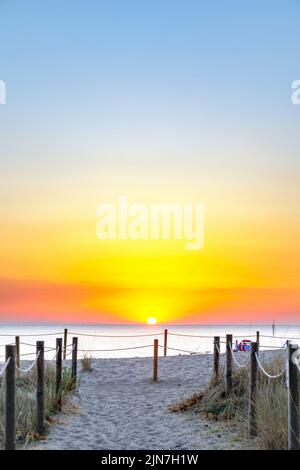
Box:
0;363;76;448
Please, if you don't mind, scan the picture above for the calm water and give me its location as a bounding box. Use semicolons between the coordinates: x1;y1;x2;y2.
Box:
1;323;300;360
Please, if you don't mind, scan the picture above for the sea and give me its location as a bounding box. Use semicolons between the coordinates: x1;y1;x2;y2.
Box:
1;323;300;360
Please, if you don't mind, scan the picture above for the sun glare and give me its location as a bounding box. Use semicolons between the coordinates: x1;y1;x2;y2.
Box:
147;316;157;325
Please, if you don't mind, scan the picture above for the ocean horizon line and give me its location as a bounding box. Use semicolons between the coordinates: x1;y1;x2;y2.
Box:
1;321;300;327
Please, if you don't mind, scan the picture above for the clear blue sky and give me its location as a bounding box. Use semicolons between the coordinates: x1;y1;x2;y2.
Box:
0;0;299;178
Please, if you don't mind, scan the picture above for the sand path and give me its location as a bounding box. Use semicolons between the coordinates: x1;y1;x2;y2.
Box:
36;355;244;450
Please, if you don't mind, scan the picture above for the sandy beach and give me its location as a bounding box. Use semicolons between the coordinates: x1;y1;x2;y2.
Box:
33;354;254;450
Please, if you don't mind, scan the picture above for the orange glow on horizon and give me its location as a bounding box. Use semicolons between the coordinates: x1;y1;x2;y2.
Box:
0;174;300;324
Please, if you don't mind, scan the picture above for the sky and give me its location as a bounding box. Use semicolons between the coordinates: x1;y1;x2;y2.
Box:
0;0;300;324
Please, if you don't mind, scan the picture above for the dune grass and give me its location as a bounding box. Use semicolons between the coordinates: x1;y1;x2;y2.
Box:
171;353;288;450
0;363;76;449
81;354;93;372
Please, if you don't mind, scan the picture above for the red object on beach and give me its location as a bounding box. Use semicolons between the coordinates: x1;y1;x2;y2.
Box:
240;339;252;352
234;339;252;352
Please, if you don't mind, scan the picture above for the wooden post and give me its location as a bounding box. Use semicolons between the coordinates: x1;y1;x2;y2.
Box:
153;339;158;382
249;341;258;437
56;338;62;411
288;343;300;450
63;328;68;361
256;331;260;354
15;336;20;378
5;344;16;450
164;329;168;356
36;341;45;436
71;337;78;385
213;336;220;379
225;334;233;396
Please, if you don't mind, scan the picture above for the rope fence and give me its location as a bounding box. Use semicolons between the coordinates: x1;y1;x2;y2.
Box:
260;334;300;340
254;352;286;379
229;343;250;368
1;329;297;340
15;350;41;374
159;344;198;354
68;331;164;338
0;357;11;377
213;334;299;449
78;344;153;352
168;332;217;338
0;327;299;450
0;331;62;337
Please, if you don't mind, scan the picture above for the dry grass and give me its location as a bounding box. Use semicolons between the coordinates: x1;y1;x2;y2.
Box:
171;353;288;450
0;363;76;449
256;379;288;449
81;354;93;372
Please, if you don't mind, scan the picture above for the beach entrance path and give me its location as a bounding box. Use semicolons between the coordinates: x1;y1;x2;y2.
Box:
36;355;241;450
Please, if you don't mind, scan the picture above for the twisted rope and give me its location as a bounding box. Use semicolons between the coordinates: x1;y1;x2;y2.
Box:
159;345;199;354
255;353;286;379
69;331;163;338
233;335;257;338
215;342;228;353
51;347;60;362
0;331;63;337
229;343;250;368
259;342;288;349
261;334;300;341
19;341;55;351
78;344;154;352
168;333;215;338
65;344;76;357
16;351;41;373
0;357;11;376
215;343;225;355
19;351;39;357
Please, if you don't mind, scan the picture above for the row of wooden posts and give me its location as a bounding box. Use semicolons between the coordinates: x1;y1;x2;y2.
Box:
2;329;299;450
213;334;299;450
3;336;78;450
153;331;300;451
13;329;71;374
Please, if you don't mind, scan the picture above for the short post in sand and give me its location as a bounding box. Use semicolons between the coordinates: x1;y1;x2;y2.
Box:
56;337;62;411
225;334;233;397
36;341;45;436
248;341;258;437
164;329;168;356
153;339;158;382
5;344;16;450
63;328;68;361
71;336;78;385
15;336;20;378
213;336;220;380
287;343;300;450
256;331;260;353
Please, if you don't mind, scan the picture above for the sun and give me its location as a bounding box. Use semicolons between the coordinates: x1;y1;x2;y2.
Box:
147;316;157;325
